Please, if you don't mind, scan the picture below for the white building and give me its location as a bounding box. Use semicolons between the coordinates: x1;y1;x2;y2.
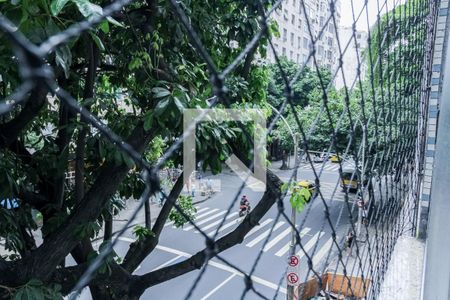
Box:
334;27;368;89
267;0;341;70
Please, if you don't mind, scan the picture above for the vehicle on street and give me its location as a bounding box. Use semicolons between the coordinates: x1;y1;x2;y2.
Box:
313;154;325;163
340;167;364;192
330;154;341;163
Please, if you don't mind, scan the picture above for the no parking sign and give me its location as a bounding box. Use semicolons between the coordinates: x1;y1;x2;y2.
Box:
287;255;300;286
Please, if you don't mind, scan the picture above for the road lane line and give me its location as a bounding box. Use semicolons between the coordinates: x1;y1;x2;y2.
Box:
147;243;287;294
151;255;182;271
246;221;285;247
199;273;237;300
164;207;209;227
312;237;334;267
273;227;311;256
296;231;326;258
196;212;239;233
183;211;226;231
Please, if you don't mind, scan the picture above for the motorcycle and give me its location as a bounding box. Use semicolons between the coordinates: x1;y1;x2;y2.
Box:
239;203;251;217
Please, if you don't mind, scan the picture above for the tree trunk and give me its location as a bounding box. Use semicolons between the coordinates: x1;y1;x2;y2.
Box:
104;212;113;241
144;198;151;229
280;151;289;170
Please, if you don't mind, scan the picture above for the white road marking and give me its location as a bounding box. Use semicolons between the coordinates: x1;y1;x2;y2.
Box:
312;237;334;267
273;227;311;256
241;219;274;241
296;232;326;258
195;212;239;233
246;221;285;247
183;211;226;231
140;242;287;294
151;255;182;271
194;208;220;220
207;216;245;236
199;273;237;300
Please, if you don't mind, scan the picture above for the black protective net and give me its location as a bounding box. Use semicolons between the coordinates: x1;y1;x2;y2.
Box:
0;0;439;299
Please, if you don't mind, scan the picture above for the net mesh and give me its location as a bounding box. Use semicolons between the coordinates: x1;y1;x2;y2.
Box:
0;0;439;299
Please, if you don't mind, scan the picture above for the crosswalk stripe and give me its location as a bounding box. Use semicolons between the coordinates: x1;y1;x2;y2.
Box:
195;208;219;220
183;211;226;231
195;212;239;233
164;207;209;227
296;232;326;258
273;227;311;256
207;215;247;236
312;237;334;267
241;219;274;241
246;221;285;247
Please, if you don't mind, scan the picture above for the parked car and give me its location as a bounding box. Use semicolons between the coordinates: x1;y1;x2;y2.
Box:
313;154;325;163
330;154;341;163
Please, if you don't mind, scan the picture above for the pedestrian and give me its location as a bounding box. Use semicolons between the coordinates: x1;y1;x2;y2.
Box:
346;231;355;256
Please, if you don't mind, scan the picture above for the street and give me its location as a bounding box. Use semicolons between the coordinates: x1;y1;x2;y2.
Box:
77;159;359;299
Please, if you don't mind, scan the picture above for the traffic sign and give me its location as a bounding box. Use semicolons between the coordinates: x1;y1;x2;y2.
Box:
287;272;299;286
288;255;299;267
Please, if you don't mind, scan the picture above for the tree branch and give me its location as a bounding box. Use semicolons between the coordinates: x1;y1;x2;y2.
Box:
122;171;186;272
0;87;47;149
12;124;157;283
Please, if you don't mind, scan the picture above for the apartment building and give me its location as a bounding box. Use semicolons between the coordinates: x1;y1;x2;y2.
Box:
267;0;341;70
334;27;368;89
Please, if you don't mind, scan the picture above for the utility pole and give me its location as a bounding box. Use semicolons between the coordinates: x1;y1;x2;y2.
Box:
266;104;299;300
287;133;299;300
357;122;366;236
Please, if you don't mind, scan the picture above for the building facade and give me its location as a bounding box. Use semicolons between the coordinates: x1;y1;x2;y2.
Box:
267;0;341;71
334;27;368;89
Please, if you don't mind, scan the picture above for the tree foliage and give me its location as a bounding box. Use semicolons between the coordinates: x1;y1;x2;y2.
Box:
0;0;282;299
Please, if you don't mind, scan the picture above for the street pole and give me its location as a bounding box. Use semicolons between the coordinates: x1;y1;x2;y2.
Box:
267;104;299;299
287;134;298;300
357;123;366;237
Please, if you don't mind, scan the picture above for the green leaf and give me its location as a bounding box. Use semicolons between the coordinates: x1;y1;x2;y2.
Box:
89;32;105;51
51;0;70;16
55;44;72;79
72;0;102;18
99;20;110;33
154;98;170;116
152;87;171;99
106;16;125;28
143;111;154;131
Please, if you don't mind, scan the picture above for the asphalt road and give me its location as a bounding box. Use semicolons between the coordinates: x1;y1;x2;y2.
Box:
77;160;359;300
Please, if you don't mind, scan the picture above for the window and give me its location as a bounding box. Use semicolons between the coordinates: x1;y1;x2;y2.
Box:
274;43;279;49
303;55;307;63
318;45;324;56
298;19;302;29
298;37;301;48
304;23;308;32
327;37;333;46
291;14;295;25
328;23;334;33
282;47;286;56
290;32;295;46
297;54;300;63
303;37;309;49
283;28;287;42
284;9;288;20
290;50;293;59
293;0;296;6
327;50;332;59
320;17;324;27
